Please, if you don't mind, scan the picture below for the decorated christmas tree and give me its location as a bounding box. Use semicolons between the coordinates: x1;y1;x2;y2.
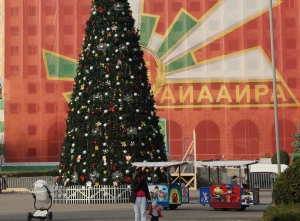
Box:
58;0;168;187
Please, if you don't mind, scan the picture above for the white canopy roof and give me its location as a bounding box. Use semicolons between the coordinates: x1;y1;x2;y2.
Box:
132;161;188;168
249;163;288;173
200;160;258;167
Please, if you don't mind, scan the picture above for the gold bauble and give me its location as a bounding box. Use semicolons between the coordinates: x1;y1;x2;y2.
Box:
105;136;109;140
126;161;130;164
103;170;107;174
77;72;81;76
145;169;149;173
100;38;104;42
83;162;86;165
68;171;70;174
147;151;150;154
72;136;75;140
71;108;75;112
116;175;119;179
148;138;152;141
119;107;123;111
95;53;98;57
71;155;74;159
92;153;95;157
121;34;125;38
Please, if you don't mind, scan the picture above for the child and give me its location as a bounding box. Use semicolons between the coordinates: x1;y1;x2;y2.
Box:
148;201;163;221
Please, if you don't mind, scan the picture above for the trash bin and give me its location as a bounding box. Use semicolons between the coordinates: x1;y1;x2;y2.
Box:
253;188;259;204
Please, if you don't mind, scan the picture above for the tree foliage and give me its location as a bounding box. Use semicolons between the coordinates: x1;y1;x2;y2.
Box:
58;0;168;187
273;159;300;205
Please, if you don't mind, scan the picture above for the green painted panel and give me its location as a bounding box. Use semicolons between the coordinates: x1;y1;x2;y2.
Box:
0;100;4;110
165;53;195;72
157;12;197;58
0;122;4;132
1;165;57;172
45;52;77;79
140;15;157;47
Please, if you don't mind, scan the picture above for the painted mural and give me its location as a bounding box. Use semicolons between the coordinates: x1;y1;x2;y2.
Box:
3;0;300;163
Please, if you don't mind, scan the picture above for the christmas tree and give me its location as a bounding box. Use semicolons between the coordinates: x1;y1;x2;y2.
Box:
58;0;168;187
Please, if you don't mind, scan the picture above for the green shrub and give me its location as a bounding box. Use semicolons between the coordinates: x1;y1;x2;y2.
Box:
273;159;300;205
271;150;290;165
263;204;300;221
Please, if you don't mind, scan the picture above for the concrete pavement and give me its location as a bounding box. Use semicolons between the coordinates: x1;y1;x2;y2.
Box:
0;189;272;221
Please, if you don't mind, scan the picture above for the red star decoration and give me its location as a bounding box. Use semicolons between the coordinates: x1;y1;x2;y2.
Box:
92;162;96;168
109;106;115;112
130;30;136;35
80;175;85;182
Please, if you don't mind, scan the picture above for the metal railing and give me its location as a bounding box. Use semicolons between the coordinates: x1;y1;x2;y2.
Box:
5;176;56;191
248;173;277;189
53;185;131;204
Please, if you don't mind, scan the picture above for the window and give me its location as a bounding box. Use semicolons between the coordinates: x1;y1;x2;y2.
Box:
286;38;296;49
28;65;38;75
11;7;19;16
172;2;181;12
288;77;297;88
46;82;55;93
64;44;73;54
285;18;296;29
46;25;54;35
10;26;19;36
28;125;37;135
28;83;37;94
45;6;56;15
10;66;19;75
9;103;19;114
64;25;73;35
45;103;56;113
10;46;19;56
28;6;36;16
286;0;295;8
154;3;164;12
228;39;239;51
28;45;37;55
190;2;200;11
28;26;37;36
28;103;37;114
64;5;73;15
286;59;297;69
81;5;91;14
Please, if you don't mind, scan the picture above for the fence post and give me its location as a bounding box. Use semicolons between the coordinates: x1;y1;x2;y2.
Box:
114;187;116;204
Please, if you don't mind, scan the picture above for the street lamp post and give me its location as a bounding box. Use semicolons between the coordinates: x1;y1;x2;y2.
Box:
269;0;281;174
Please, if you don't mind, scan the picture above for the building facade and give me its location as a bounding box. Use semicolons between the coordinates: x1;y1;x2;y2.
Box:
2;0;300;163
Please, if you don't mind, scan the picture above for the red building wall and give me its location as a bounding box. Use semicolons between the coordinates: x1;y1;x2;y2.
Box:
3;0;300;162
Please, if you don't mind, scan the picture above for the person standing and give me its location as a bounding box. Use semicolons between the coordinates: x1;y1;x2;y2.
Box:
149;201;163;221
130;171;151;221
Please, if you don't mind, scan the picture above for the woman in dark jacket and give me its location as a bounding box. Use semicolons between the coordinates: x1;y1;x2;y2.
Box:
130;170;151;221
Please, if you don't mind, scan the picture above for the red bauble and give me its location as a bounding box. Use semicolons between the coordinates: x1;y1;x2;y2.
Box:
91;111;95;115
93;141;97;145
113;165;117;171
106;67;110;71
92;162;96;168
80;175;85;182
86;52;90;57
73;166;77;171
62;164;66;170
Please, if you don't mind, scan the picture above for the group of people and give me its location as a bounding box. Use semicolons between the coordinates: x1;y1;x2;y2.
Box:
130;171;163;221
